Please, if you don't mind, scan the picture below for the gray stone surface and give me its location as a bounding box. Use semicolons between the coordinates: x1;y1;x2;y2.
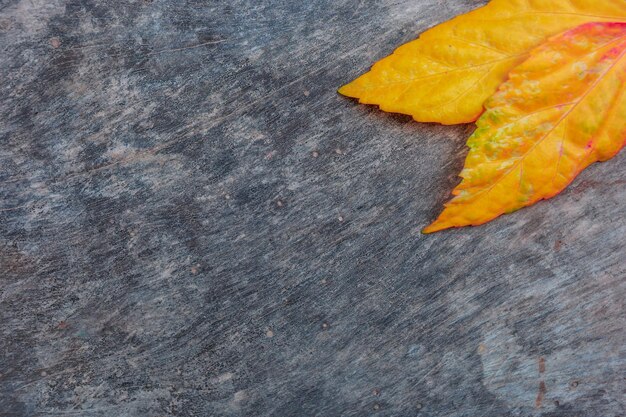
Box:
1;0;625;416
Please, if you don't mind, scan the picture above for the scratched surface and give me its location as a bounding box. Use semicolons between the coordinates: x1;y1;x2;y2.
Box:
1;0;625;416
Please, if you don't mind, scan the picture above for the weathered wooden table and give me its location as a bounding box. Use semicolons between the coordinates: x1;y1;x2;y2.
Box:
1;0;624;416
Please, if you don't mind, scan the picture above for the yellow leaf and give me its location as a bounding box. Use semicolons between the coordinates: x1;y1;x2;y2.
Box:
339;0;626;125
423;22;626;233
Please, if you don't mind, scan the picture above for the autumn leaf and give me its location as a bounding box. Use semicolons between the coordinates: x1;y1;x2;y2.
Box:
339;0;626;125
423;22;626;233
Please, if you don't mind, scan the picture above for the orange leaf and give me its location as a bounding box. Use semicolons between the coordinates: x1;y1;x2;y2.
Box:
424;22;626;233
339;0;626;125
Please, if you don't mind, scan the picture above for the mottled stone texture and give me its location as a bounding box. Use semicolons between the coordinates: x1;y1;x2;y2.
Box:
0;0;624;416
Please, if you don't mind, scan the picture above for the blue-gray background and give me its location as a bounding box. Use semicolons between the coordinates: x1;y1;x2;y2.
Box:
1;0;624;415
